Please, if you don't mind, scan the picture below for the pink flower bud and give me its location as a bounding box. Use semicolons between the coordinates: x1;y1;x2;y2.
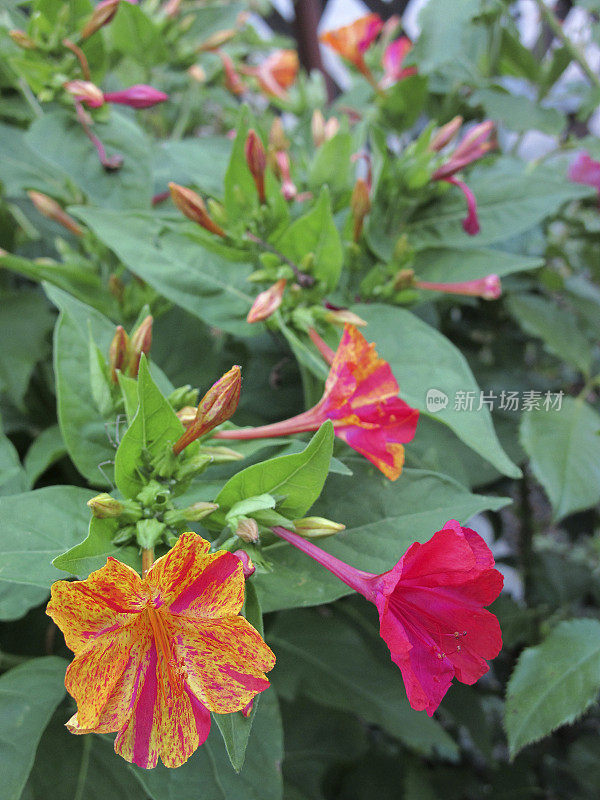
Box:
102;85;168;109
247;279;287;323
64;80;105;108
245;130;267;204
429;116;463;152
28;191;83;236
128;315;153;377
233;550;256;579
169;182;227;238
81;0;120;39
108;325;130;383
414;274;502;300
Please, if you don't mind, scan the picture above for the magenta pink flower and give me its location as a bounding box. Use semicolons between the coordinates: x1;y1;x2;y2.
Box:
272;520;503;715
103;85;168;108
568;152;600;198
380;37;416;89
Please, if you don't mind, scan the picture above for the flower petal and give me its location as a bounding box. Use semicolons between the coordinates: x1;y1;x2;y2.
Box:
147;531;244;619
47;558;147;653
173;616;275;713
65;615;149;729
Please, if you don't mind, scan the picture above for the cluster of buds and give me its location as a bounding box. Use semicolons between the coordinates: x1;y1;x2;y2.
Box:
269;118;297;201
108;316;153;383
168;182;227;238
64;80;168;109
172;365;242;455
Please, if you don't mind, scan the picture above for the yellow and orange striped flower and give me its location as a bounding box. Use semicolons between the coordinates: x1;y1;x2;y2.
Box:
46;532;275;769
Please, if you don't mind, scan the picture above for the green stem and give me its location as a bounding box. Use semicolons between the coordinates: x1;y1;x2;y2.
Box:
535;0;600;91
520;467;535;605
74;734;92;800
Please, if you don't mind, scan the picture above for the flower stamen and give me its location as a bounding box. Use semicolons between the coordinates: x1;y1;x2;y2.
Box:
147;604;184;704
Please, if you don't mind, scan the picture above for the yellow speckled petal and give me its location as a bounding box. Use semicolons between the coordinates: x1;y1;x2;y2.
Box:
65;615;148;729
47;557;148;653
173;615;275;713
147;532;245;620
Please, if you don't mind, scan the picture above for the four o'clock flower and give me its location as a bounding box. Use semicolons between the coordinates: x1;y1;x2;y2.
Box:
568;151;600;202
46;531;275;768
320;13;383;90
431;120;495;236
271;520;503;716
242;50;299;100
380;37;416;89
173;365;241;455
213;324;419;480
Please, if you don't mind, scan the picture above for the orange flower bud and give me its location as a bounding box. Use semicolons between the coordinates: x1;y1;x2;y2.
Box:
9;30;36;49
108;325;130;383
269;117;289;151
187;64;206;83
429;116;463;152
236;517;260;543
169;182;227;238
217;50;246;95
172;365;242;455
324;308;367;327
350;178;371;241
64;80;105;108
247;279;287;323
80;0;120;39
28;191;84;237
311;110;326;148
324;117;340;141
197;28;236;51
108;274;125;302
128;315;153;377
393;268;416;291
245;130;267;204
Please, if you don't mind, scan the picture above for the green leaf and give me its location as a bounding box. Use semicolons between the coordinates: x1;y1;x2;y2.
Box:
0;289;53;408
73;207;255;336
211;423;334;527
520;397;600;521
273;188;343;292
352;304;520;478
412;247;543;283
269;605;459;761
53;516;140;578
0;427;27;496
153;137;232;198
0;122;69;198
223;109;257;224
23;424;66;487
213;582;264;771
468;88;565;135
255;462;509;612
308;130;352;197
0;657;67;800
378;76;428;131
412;0;480;73
115;356;184;499
130;688;283;800
508;294;593;376
505;619;600;758
109;1;168;67
0;486;94;619
26;109;152;209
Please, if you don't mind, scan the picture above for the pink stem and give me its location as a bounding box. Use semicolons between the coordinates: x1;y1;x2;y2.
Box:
308;327;336;365
271;526;377;600
213;408;323;440
74;101;123;171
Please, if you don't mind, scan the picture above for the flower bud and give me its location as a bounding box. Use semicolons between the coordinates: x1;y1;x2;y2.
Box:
234;550;256;579
108;274;125;302
235;517;260;543
198;28;236;51
429;115;463;152
217;50;246;95
241;698;254;717
393;268;416;291
168;385;198;410
350;178;371;242
311;110;325;148
9;30;36;49
176;406;197;427
128;315;153;377
169;182;227;238
324;117;340;141
247;279;287;324
64;80;105;108
136;518;166;549
269;117;289;151
197;445;244;462
173;365;242;454
81;0;120;39
293;516;346;538
108;325;130;383
185;502;219;521
245;130;267;204
27;191;83;237
324;308;367;327
274;151;296;201
103;85;168;109
187;64;206;83
87;493;124;518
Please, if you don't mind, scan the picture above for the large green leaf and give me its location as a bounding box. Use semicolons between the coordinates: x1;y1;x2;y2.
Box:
153;137;232;198
505;619;600;758
520;397;600;521
114;356;184;499
0;485;94;619
73;207;255;336
0;289;54;408
273;188;343;292
0;122;70;198
211;422;334;528
130;688;283;800
352;304;520;478
26;109;152;209
0;657;67;800
109;1;169;66
412;247;542;283
53;516;140;578
269;605;459;761
508;294;594;376
412;0;480;73
0;428;28;496
23;425;66;488
468;88;565;135
255;461;509;612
